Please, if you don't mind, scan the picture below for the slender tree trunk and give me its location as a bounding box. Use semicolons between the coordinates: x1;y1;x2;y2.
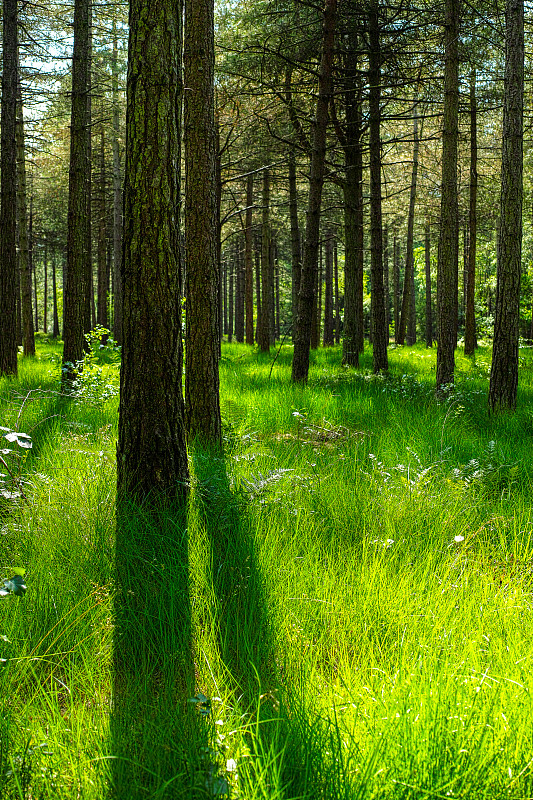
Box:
269;237;276;344
323;230;334;345
31;199;38;333
383;223;389;343
436;0;460;391
117;0;189;500
398;102;420;346
245;173;254;344
489;0;523;412
464;70;477;355
0;0;19;375
63;0;91;383
52;249;60;338
228;263;234;343
393;229;400;342
255;238;261;341
425;220;433;347
288;150;301;342
16;80;35;357
234;237;245;343
97;125;108;333
368;0;388;372
292;0;337;382
334;238;340;345
111;17;123;345
223;259;228;336
258;168;271;351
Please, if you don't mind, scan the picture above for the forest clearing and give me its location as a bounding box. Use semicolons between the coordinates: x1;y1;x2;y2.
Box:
1;338;532;798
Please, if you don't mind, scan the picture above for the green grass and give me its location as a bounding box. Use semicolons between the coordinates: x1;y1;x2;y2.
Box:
1;337;533;798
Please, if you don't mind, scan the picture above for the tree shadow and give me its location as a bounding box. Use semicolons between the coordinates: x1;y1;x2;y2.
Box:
110;499;207;799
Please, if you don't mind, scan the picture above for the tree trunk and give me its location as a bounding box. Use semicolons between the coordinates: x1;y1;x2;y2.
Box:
488;0;523;412
334;238;340;345
323;230;334;345
288;149;301;342
368;0;388;373
398;101;420;346
234;237;245;343
291;0;337;382
258;168;271;352
63;0;91;384
97;125;108;333
52;249;60;338
16;80;35;357
117;0;189;500
436;0;460;391
0;0;19;375
245;173;254;344
393;229;400;342
383;223;390;343
464;69;477;356
425;220;433;347
112;17;123;345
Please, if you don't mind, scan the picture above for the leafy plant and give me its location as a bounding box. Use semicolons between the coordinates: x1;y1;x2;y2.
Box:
0;427;32;503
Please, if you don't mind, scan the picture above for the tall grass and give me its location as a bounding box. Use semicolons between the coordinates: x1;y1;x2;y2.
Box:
0;338;532;798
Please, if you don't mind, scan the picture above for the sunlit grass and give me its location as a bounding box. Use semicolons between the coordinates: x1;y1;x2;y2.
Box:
0;337;532;797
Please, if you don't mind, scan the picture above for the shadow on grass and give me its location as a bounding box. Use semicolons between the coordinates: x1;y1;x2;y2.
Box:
110;499;207;799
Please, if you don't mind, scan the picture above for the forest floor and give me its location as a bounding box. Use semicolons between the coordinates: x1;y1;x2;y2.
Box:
1;335;533;799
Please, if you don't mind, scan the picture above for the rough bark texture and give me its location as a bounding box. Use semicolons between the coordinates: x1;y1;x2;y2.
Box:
184;0;221;445
245;173;254;345
436;0;460;392
63;0;91;383
291;0;337;383
488;0;523;412
368;1;388;373
0;0;19;376
464;70;477;356
16;84;35;357
258;168;271;352
117;0;189;501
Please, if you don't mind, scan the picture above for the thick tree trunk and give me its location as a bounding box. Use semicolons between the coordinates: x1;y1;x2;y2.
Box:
258;168;271;352
117;0;189;500
16;82;35;357
436;0;460;391
245;173;254;344
368;0;388;373
0;0;19;375
489;0;523;412
63;0;91;384
464;70;477;356
292;0;337;382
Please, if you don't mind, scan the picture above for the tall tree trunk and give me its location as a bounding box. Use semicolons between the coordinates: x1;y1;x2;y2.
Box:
393;229;400;342
292;0;337;382
383;223;389;343
489;0;523;412
16;80;35;357
245;173;254;344
184;0;221;444
97;124;108;333
425;220;433;347
111;17;123;345
436;0;460;391
288;149;301;342
323;230;334;345
269;236;276;344
334;238;340;344
234;237;245;343
368;0;388;373
255;237;261;341
398;101;420;346
258;168;271;352
0;0;19;375
63;0;91;383
464;69;477;356
117;0;189;500
52;249;60;338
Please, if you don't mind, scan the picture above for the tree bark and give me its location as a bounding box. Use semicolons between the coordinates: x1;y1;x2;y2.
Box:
0;0;19;375
97;124;108;333
288;149;301;343
464;69;477;356
291;0;337;382
398;102;420;346
436;0;460;391
258;168;271;352
117;0;189;500
112;17;123;345
16;80;35;357
323;230;334;345
368;0;388;372
63;0;91;384
488;0;523;412
245;173;254;344
425;220;433;347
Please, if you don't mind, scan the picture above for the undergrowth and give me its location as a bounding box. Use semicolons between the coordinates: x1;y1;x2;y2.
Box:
0;338;532;798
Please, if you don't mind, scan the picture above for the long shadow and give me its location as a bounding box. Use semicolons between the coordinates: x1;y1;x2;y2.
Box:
192;448;343;798
110;499;207;799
